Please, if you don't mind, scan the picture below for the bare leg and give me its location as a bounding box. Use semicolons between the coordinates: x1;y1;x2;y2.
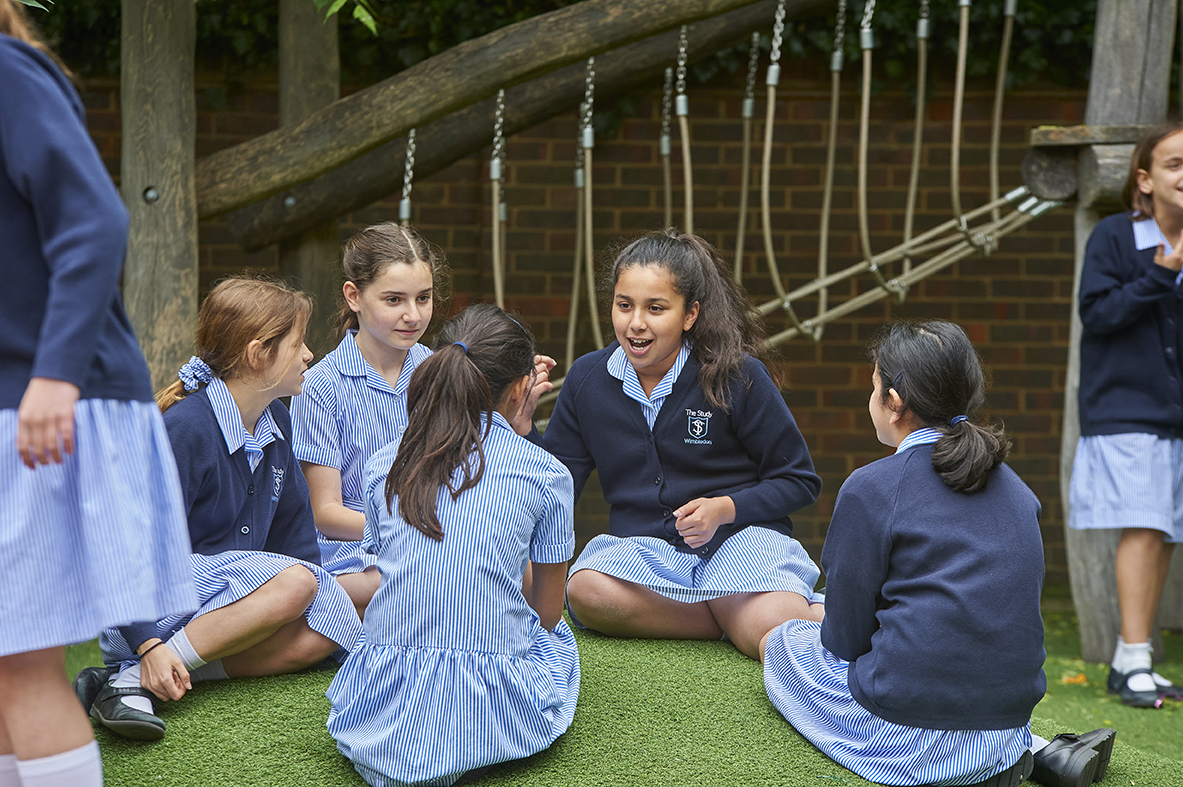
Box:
0;648;93;760
220;616;337;677
708;591;823;661
335;566;381;619
566;569;723;640
181;565;319;662
1116;528;1176;643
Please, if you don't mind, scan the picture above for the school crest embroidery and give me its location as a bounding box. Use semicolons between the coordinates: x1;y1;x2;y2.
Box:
271;466;285;502
685;408;713;444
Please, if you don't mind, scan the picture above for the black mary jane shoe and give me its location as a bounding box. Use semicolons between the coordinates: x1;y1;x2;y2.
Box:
1111;667;1166;708
1033;734;1099;787
90;682;166;741
71;666;114;712
1108;666;1183;705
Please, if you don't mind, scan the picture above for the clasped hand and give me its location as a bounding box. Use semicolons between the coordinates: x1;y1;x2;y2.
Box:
673;496;736;549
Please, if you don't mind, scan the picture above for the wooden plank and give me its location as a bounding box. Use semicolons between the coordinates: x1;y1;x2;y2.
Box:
1029;124;1153;147
193;0;766;218
120;0;196;389
277;0;340;358
1062;0;1180;663
227;0;809;251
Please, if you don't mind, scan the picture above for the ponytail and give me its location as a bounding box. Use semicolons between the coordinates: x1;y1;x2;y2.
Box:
604;229;774;410
383;304;535;540
869;320;1010;494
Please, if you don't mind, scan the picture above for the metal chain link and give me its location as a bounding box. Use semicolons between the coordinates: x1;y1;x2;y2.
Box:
833;0;847;51
770;0;786;64
744;32;760;101
575;106;586;171
860;0;876;30
582;57;595;132
675;25;688;95
491;89;506;169
402;128;416;200
660;67;674;138
919;0;929;19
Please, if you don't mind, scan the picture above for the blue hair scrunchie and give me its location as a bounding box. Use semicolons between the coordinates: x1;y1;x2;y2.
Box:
950;415;969;426
178;356;213;392
453;341;469;355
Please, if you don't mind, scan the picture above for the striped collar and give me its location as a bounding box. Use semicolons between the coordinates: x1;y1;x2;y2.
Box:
206;377;282;458
1132;215;1174;253
607;342;690;401
895;426;942;454
336;330;429;397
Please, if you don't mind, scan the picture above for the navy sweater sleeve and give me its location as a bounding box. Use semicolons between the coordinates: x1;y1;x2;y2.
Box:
262;404;322;565
1079;214;1178;334
541;354;599;502
0;38;130;390
819;465;893;662
726;359;822;527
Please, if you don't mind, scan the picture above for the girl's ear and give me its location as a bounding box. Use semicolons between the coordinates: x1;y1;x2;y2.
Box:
1137;168;1154;196
243;338;266;374
886;387;907;423
682;300;700;332
343;281;362;313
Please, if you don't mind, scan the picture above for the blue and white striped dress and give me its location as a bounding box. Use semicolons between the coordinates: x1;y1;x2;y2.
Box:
100;380;362;666
326;412;579;787
0;400;196;658
568;345;820;612
763;429;1031;786
292;333;432;574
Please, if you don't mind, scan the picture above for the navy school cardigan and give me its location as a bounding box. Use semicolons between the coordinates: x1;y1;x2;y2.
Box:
541;344;821;557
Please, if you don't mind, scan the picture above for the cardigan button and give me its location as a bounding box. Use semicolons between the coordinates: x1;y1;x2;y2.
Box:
662;509;671;517
653;477;661;485
240;526;249;534
247;485;255;495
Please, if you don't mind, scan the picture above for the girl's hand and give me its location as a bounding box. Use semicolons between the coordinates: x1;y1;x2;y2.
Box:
1154;240;1183;272
139;640;191;702
673;496;736;549
16;377;80;469
511;354;557;436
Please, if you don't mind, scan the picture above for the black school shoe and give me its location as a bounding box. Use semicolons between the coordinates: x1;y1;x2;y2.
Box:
89;681;166;741
1032;728;1116;787
71;666;114;712
1107;667;1183;708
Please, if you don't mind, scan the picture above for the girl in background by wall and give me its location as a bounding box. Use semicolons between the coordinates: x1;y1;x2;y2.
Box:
536;230;823;660
763;320;1113;787
75;277;362;742
327;304;578;787
292;223;450;617
0;2;195;783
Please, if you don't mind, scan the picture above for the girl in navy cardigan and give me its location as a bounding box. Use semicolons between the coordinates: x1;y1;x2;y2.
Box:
537;230;822;660
74;277;362;742
762;320;1112;787
1070;124;1183;708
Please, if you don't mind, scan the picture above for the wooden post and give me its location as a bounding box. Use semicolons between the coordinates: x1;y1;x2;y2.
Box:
120;0;197;389
1061;0;1183;663
278;0;340;358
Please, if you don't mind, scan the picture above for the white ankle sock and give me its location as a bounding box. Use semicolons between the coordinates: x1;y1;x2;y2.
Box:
167;630;227;683
0;753;19;787
16;741;102;787
111;663;154;714
1113;638;1157;692
1030;734;1050;753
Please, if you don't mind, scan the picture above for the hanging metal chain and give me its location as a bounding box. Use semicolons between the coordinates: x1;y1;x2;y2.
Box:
401;128;416;201
575;109;586;173
491;89;506;173
834;0;847;52
582;58;595;136
919;0;929;19
770;0;786;65
675;25;688;95
860;0;876;31
743;32;760;103
660;67;674;139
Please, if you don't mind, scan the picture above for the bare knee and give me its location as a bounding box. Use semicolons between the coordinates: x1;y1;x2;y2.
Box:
274;622;337;673
264;565;319;622
566;570;630;626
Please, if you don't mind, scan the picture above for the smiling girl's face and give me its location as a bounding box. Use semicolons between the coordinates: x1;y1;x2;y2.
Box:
611;263;699;395
345;261;434;360
1137;128;1183;221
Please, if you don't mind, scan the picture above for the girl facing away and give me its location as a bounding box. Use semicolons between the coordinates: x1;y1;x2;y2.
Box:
762;320;1114;787
327;304;579;787
292;223;451;617
73;277;363;742
534;229;823;660
1070;123;1183;708
1;2;195;782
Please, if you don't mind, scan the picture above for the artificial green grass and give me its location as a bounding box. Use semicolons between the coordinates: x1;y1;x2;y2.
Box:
68;612;1183;787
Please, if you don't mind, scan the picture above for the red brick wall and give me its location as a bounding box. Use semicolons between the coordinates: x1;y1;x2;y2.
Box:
82;62;1086;585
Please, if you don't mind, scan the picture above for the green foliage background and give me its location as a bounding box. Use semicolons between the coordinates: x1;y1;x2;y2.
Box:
32;0;1095;92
